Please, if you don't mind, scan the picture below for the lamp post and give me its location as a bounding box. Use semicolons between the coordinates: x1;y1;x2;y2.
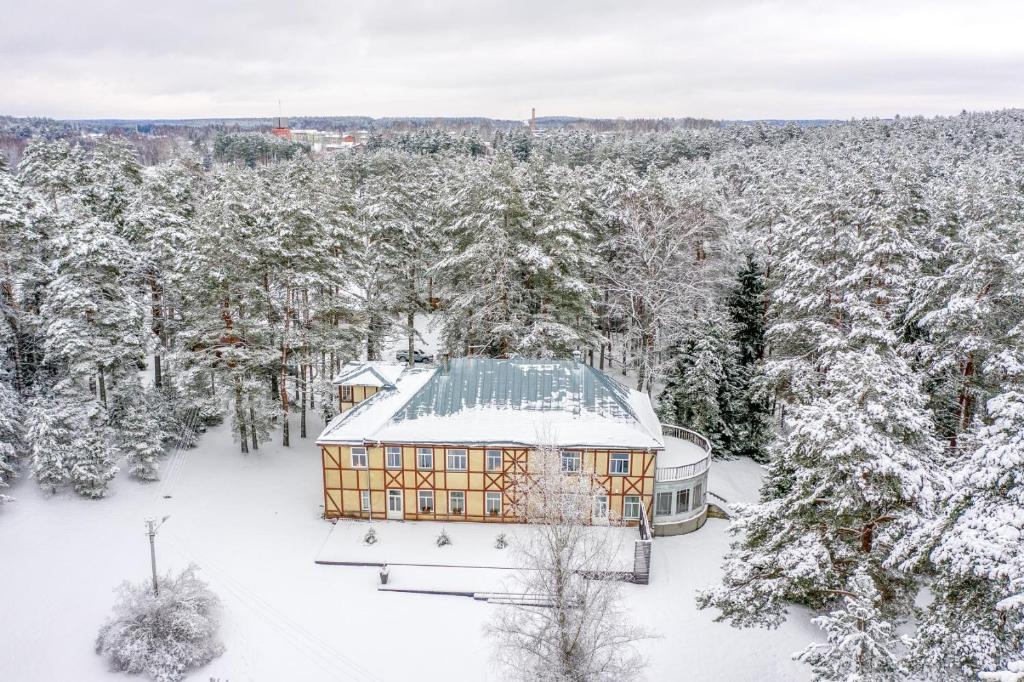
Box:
144;516;171;595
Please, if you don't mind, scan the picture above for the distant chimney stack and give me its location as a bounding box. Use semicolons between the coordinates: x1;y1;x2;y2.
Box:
529;107;537;135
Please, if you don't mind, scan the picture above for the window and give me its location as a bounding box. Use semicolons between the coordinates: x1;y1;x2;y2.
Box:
417;448;433;470
623;495;641;520
417;490;434;513
655;491;673;516
593;495;609;519
350;447;367;468
694;482;704;507
485;492;502;516
609;452;630;475
485;449;502;471
360;490;370;512
386;447;402;469
446;449;468;471
448;491;465;515
561;450;581;473
676;489;690;514
341;385;353;401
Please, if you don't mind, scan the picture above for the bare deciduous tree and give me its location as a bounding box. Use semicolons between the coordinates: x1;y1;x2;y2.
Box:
487;441;652;682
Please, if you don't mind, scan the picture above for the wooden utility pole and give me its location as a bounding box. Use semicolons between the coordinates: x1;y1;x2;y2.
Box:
145;516;170;595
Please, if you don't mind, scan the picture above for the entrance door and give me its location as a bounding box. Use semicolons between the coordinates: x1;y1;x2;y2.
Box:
387;489;403;520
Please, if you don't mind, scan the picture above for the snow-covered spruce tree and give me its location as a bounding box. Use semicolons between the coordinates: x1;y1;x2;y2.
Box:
70;402;120;499
657;308;742;457
24;382;78;493
898;381;1024;679
726;254;772;462
111;384;167;481
0;369;22;503
794;570;906;681
96;565;224;682
486;442;650;681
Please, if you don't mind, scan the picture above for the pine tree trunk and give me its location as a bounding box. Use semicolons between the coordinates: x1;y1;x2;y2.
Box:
97;365;107;407
150;273;163;388
300;364;307;439
281;287;292;446
233;376;249;454
249;403;258;451
407;308;415;368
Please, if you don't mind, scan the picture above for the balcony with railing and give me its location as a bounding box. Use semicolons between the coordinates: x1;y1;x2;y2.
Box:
656;423;712;482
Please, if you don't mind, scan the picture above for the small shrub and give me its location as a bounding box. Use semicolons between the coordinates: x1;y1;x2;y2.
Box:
495;533;508;550
95;565;224;682
436;528;452;547
363;527;378;545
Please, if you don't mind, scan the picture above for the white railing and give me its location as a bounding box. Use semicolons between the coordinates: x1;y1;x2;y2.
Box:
656;423;712;482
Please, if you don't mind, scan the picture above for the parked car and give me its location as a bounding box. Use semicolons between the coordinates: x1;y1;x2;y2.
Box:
396;349;434;363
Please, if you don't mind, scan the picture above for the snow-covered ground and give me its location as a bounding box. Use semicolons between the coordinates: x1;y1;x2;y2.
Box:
0;406;817;682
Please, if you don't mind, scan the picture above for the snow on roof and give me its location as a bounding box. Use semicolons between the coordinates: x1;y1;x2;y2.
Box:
318;366;437;444
333;361;407;388
317;358;664;451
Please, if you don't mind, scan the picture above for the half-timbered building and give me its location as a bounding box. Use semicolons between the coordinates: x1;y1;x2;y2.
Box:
316;357;712;535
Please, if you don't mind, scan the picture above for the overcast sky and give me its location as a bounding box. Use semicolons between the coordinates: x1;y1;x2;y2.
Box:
3;0;1024;121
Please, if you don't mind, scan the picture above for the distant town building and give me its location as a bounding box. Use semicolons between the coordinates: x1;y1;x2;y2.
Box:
270;116;291;140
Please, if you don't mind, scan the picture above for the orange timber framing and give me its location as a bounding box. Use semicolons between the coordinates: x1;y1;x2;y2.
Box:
321;443;657;526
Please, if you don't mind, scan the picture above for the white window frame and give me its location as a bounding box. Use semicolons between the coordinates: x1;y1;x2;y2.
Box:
623;495;641;520
417;490;434;513
417;447;433;470
446;449;468;471
609;452;630;475
350;446;367;469
560;450;581;473
593;494;609;519
694;482;704;507
360;490;370;512
341;385;353;401
485;449;502;471
676;488;690;514
448;490;465;515
655;491;673;516
485;491;502;516
385;446;402;470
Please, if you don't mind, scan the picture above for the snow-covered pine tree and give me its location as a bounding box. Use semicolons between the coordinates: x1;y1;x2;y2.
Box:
794;570;906;681
24;381;78;493
517;160;600;357
899;381;1024;679
698;347;944;627
434;152;534;356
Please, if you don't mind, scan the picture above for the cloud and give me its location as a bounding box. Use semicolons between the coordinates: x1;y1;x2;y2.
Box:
2;0;1023;119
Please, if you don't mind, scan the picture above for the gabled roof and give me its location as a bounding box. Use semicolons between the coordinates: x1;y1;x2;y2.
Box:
333;361;407;389
317;358;664;451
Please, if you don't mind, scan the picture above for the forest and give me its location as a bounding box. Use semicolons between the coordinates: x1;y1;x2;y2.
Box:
1;110;1023;680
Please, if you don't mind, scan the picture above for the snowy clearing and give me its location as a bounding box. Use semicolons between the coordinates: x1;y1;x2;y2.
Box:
0;411;815;682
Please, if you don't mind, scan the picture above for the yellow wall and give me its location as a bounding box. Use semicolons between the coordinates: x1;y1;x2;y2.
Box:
322;443;656;525
338;384;379;413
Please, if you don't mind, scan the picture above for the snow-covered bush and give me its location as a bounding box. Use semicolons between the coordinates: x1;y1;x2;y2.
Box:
363;526;378;545
436;528;451;547
495;533;508;550
95;565;224;682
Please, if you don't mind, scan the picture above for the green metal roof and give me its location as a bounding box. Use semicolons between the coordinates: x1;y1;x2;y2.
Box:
392;358;640;422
